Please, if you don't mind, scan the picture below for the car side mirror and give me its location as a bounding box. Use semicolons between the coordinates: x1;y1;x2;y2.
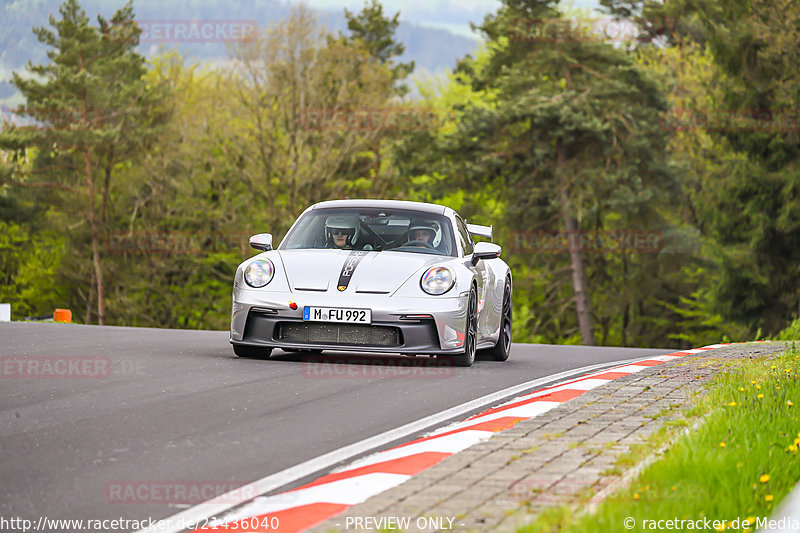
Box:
471;241;501;265
249;233;273;251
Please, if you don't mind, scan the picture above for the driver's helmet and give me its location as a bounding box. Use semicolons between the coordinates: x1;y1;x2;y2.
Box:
325;215;359;248
408;220;437;244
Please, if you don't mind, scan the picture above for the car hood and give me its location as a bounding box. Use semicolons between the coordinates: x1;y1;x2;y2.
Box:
277;249;447;294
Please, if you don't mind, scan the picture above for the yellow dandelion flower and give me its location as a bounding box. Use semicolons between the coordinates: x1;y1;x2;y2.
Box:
746;516;756;525
729;401;737;407
671;485;677;491
772;365;777;369
758;394;764;399
720;441;727;447
757;385;762;390
752;380;757;384
633;493;639;500
760;474;770;483
740;387;746;392
715;524;725;532
788;401;794;406
766;494;774;502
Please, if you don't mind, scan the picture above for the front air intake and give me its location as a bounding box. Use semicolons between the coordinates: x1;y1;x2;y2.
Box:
276;322;401;347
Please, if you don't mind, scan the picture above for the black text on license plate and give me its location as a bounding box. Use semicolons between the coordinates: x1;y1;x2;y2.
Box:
303;307;371;324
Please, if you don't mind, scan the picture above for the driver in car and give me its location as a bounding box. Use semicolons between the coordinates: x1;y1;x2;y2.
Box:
325;215;358;249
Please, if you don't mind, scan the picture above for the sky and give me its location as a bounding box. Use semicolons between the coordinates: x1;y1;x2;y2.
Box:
302;0;603;38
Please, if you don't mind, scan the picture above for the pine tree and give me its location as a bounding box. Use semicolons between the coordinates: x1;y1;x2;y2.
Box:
397;0;674;345
603;0;800;333
343;0;415;95
0;0;168;324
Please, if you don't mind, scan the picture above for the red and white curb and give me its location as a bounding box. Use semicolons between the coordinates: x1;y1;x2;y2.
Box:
181;344;731;532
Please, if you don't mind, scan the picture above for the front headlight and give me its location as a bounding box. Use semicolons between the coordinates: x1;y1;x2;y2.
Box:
244;259;274;288
420;266;455;295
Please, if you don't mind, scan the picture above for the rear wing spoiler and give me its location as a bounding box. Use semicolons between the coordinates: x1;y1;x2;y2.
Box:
466;223;493;242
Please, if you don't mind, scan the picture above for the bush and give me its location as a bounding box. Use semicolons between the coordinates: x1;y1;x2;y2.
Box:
777;318;800;341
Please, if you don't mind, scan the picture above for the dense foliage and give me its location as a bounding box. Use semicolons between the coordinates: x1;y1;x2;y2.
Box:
1;0;797;347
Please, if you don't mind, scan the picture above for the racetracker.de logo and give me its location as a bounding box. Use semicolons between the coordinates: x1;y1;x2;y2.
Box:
137;20;257;43
301;357;456;379
1;356;112;379
299;108;450;132
105;481;257;504
509;230;664;254
508;16;646;44
661;108;800;132
0;104;120;129
106;231;250;255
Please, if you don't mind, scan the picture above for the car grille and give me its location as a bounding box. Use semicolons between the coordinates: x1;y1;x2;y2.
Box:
276;322;401;347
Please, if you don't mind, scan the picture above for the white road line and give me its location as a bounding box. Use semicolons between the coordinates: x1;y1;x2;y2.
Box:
137;353;663;533
606;363;653;374
534;378;615;393
432;401;562;434
214;473;412;524
343;430;494;471
647;355;685;362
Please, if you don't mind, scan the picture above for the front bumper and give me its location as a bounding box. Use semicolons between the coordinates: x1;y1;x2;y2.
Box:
230;287;469;354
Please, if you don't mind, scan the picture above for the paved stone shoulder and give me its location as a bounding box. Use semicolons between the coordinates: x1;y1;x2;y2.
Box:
310;342;788;532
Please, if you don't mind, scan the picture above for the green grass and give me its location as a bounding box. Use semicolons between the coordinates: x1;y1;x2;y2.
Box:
519;343;800;533
778;319;800;341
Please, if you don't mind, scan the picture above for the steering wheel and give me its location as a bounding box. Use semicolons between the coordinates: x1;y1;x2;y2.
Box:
405;240;435;249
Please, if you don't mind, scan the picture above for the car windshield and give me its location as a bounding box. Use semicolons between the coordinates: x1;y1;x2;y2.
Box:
280;207;457;256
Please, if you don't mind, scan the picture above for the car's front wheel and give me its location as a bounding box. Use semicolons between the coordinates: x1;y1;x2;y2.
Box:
451;287;477;367
233;344;273;359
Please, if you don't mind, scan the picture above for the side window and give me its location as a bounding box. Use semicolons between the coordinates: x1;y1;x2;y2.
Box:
455;216;474;256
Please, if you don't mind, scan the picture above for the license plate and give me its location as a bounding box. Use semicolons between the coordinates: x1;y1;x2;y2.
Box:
303;306;371;324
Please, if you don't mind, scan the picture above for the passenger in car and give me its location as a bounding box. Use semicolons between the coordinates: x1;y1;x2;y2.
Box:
407;221;437;247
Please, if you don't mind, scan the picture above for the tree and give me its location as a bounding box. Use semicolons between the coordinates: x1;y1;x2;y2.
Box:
399;0;674;345
222;5;396;231
0;0;167;324
604;0;800;334
343;0;415;95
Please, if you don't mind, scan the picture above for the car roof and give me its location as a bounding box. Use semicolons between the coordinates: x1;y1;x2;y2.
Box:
310;199;449;216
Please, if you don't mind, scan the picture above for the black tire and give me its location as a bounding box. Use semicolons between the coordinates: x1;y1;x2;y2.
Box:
451;287;477;367
233;344;273;359
485;278;512;361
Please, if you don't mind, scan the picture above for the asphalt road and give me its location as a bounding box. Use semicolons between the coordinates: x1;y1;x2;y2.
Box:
0;322;672;526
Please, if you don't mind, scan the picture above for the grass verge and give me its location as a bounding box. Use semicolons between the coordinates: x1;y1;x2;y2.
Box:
520;342;800;533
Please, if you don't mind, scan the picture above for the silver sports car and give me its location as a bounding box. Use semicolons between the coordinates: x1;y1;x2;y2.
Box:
229;199;512;366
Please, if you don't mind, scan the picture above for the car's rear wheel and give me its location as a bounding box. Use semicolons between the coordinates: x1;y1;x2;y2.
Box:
484;278;512;361
451;287;477;367
233;344;273;359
